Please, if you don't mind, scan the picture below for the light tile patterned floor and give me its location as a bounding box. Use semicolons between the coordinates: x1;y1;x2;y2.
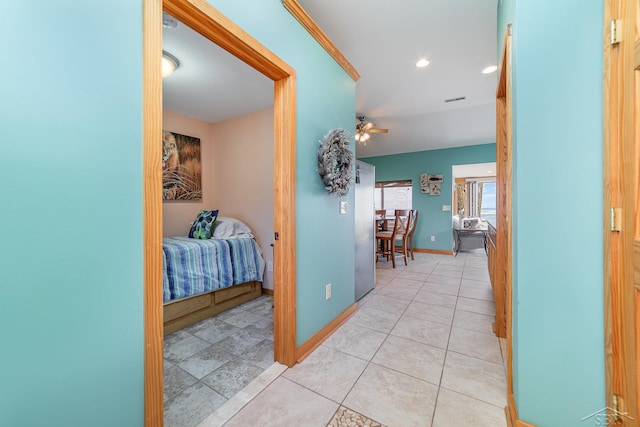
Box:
223;250;507;427
163;295;274;427
168;250;508;426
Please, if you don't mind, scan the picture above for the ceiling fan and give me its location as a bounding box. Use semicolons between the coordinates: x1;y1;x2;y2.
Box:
355;116;389;145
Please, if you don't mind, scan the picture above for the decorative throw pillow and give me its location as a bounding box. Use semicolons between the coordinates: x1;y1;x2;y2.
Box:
188;210;219;239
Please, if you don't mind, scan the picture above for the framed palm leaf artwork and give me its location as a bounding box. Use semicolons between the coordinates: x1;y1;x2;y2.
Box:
162;130;202;201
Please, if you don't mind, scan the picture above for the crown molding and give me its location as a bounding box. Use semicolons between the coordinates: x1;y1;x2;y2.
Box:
282;0;360;81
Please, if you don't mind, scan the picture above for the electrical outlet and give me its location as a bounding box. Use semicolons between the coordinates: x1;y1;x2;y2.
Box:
431;235;436;242
326;283;332;300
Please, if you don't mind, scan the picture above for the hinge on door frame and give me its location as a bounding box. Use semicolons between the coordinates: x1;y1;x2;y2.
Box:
610;207;622;231
611;19;621;45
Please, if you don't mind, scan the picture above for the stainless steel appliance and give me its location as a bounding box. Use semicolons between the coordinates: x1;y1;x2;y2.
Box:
354;160;376;300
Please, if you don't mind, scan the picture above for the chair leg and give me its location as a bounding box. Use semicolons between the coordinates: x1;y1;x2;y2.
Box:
402;240;408;266
390;240;396;268
408;237;414;260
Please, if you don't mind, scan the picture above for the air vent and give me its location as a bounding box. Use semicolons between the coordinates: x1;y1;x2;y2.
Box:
444;96;466;103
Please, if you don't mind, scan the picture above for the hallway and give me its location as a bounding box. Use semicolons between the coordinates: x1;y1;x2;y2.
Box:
201;250;507;426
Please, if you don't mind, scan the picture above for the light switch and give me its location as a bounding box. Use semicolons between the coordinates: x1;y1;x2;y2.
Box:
442;205;452;211
340;201;347;214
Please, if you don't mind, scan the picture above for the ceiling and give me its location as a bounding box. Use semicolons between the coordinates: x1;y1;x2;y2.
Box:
162;0;498;158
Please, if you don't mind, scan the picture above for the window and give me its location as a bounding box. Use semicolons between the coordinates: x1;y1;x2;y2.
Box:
375;180;412;215
455;178;496;222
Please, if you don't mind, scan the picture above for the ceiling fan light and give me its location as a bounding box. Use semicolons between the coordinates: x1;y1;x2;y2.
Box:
362;133;371;142
162;51;180;78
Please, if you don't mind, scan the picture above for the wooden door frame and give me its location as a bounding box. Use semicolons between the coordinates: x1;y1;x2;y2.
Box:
143;0;298;424
496;24;518;426
604;0;640;423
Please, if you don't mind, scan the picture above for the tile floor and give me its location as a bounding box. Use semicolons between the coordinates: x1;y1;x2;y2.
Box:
218;250;507;427
169;250;508;427
163;294;275;427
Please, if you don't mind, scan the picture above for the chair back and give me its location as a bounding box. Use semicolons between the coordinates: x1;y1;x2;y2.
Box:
375;209;386;218
392;209;411;236
408;209;418;236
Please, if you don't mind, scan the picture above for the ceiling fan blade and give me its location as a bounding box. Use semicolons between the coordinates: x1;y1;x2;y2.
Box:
368;128;389;134
362;122;375;132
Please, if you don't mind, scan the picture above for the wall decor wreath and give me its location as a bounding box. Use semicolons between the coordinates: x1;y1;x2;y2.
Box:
317;128;354;197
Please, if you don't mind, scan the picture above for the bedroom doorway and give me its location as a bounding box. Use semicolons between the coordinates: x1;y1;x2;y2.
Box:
143;0;298;424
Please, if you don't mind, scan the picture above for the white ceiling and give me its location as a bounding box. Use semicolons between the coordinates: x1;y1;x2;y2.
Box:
162;0;498;158
162;16;272;123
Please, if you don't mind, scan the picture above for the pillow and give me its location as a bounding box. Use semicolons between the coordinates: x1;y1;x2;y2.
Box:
188;209;219;239
212;216;253;239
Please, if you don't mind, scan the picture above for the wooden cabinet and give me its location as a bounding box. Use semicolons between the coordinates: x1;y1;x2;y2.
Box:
487;222;506;338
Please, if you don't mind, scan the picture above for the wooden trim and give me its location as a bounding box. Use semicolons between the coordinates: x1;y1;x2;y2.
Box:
165;0;295;80
145;0;299;422
506;393;538;427
143;0;164;425
281;0;360;81
273;74;298;367
505;396;516;427
262;288;274;296
495;22;517;427
604;0;640;421
414;248;455;256
295;304;358;363
603;0;617;418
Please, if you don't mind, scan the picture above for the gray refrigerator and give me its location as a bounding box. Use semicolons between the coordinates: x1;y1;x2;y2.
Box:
354;160;376;300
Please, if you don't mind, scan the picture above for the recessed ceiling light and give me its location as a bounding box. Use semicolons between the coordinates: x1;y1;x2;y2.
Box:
416;58;430;68
482;65;498;74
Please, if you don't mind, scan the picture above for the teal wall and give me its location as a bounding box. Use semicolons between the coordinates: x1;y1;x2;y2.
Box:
1;0;356;425
499;1;605;426
211;1;357;345
362;143;496;251
1;2;144;426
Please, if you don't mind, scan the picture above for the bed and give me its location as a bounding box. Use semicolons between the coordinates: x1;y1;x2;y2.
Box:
162;215;266;335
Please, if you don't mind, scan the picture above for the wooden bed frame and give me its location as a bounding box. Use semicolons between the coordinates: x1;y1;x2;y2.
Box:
163;281;262;335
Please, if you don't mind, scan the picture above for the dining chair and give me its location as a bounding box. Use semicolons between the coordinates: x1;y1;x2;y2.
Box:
376;209;411;268
406;209;418;260
375;209;387;231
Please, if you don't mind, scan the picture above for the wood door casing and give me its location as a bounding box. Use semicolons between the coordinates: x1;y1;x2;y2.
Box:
143;0;298;424
605;0;640;424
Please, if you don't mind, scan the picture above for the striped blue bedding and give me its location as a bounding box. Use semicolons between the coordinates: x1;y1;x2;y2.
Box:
162;236;264;303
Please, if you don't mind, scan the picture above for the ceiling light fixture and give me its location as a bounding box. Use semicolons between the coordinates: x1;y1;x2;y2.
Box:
355;116;389;145
162;51;180;78
482;65;498;74
416;58;430;68
355;132;371;144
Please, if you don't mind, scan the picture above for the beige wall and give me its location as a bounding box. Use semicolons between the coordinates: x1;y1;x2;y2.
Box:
211;109;274;290
162;109;216;237
162;108;274;290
